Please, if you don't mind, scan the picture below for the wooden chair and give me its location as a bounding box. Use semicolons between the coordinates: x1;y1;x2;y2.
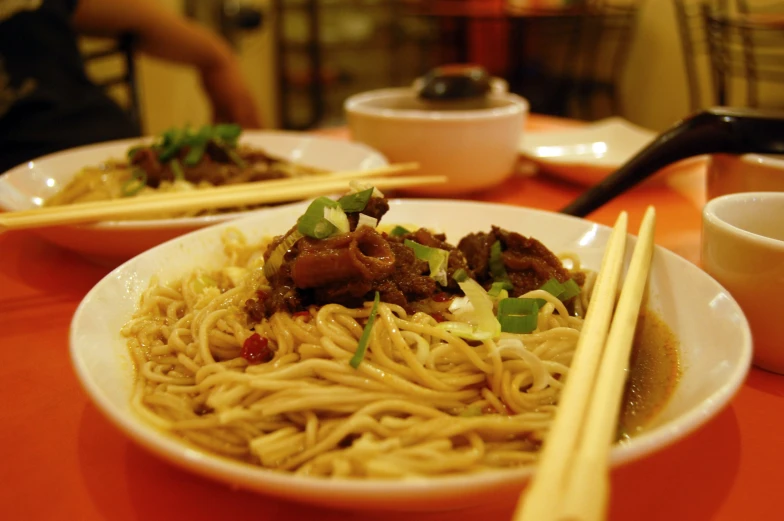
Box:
80;34;142;129
511;1;643;120
703;2;784;107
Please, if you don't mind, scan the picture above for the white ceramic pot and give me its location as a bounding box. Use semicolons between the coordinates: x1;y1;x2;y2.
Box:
345;88;528;195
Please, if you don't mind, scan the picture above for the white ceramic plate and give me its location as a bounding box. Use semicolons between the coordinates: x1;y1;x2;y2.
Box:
0;131;388;264
70;199;752;511
519;117;658;186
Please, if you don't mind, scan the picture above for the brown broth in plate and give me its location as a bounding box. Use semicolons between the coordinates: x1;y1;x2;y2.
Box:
618;309;682;439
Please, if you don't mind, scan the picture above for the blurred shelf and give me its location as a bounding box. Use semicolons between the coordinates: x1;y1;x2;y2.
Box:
273;0;441;129
278;0;424;10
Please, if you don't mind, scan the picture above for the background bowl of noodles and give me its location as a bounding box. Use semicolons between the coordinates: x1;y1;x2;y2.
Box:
69;199;752;511
0;131;387;265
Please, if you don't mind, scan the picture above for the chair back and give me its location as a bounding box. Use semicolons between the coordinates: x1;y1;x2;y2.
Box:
80;34;141;128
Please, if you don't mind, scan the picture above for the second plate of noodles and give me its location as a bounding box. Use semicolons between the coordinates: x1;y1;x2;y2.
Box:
0;130;388;262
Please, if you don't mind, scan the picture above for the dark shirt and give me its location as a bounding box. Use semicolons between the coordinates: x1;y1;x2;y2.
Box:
0;0;140;173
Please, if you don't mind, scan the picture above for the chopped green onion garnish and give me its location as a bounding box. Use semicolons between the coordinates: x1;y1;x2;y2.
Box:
560;279;581;300
263;230;304;279
498;314;538;334
404;239;450;286
488;281;513;297
437;320;494;341
184;142;206;166
120;169;147;197
338;187;374;212
350;291;380;368
498;297;539;316
445;278;501;340
540;278;565;298
497;298;539;334
538;277;581;302
489;240;511;284
357;214;378;229
224;147;247;168
324;205;350;234
170;158;185;181
298;197;342;239
452;268;469;282
158;127;183;161
389;225;410;237
213;123;242;144
127;145;143;162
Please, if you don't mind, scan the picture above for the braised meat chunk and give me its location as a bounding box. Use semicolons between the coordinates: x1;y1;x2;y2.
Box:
458;226;571;297
245;192;581;324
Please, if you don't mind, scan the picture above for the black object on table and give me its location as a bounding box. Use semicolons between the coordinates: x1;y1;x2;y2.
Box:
559;107;784;217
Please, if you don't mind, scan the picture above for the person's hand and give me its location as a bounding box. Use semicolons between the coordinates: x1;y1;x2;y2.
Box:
200;56;262;128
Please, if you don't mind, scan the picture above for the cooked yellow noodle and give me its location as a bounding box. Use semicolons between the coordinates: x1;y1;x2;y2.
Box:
123;231;590;478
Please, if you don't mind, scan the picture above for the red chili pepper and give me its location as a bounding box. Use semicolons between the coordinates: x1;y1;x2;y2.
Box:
432;292;451;302
292;311;310;321
432;312;446;323
241;333;273;364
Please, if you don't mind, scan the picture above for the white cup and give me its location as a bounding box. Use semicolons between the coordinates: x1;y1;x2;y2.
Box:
702;192;784;374
707;153;784;200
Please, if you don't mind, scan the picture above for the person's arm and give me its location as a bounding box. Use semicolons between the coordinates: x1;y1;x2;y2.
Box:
72;0;261;128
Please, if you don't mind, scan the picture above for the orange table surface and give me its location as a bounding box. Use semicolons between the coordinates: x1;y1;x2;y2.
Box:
2;115;782;521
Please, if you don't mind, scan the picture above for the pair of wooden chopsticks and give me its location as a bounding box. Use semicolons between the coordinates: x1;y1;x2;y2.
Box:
515;206;657;521
0;163;442;232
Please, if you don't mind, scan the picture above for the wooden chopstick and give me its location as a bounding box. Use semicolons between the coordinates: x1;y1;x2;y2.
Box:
2;162;418;221
515;211;629;521
515;208;657;521
0;166;442;232
558;206;656;521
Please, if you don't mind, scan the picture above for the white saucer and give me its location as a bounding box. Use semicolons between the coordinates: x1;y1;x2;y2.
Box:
519;117;658;186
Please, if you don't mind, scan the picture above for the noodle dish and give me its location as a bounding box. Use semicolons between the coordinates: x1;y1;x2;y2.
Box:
69;191;752;510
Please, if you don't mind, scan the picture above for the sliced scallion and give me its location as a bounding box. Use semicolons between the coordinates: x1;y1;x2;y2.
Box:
338;187;374;212
437;320;494;341
170;158;185;181
389;225;410;237
357;213;378;230
498;313;538;334
350;292;380;368
297;197;341;239
126;145;143;162
560;279;581;300
497;298;539;334
121;169;147;197
488;281;513;297
538;277;581;302
213;123;242;145
324;205;350;234
540;278;566;298
224;147;247;168
452;268;469;282
489;240;511;284
184;142;206;166
404;239;450;286
158;127;183;161
262;230;304;279
447;278;501;340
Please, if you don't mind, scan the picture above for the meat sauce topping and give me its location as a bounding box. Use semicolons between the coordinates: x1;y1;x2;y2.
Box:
245;194;582;324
